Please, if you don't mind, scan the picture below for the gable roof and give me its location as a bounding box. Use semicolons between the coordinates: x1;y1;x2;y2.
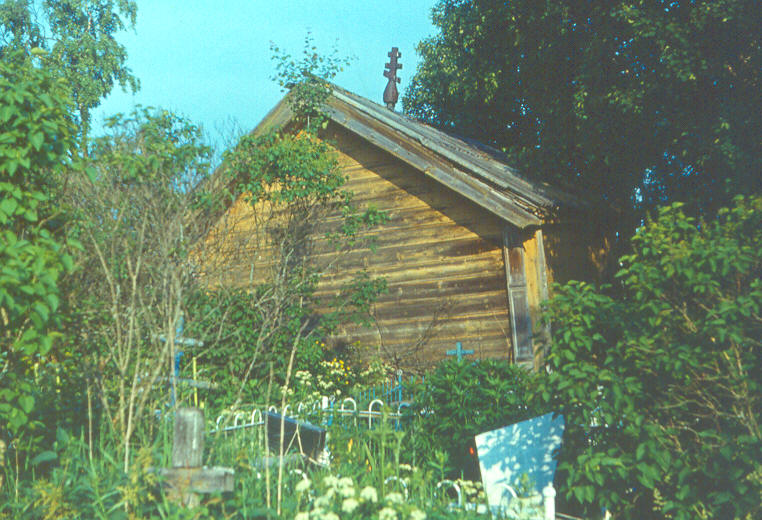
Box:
252;83;584;229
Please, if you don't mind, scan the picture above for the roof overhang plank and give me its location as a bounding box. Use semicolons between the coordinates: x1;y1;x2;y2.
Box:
324;101;542;228
330;89;559;208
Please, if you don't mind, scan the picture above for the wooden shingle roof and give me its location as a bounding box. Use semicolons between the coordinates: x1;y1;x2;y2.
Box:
253;83;584;229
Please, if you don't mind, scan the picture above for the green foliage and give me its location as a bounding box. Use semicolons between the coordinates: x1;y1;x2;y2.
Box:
61;106;214;469
184;287;327;406
0;1;44;58
541;196;762;519
407;359;548;478
0;0;139;142
0;59;75;435
230;131;347;206
405;1;762;217
2;411;489;519
197;40;387;406
95;107;212;185
271;33;353;133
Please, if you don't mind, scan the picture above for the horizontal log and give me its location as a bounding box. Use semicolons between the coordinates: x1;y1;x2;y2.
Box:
218;234;504;277
157;466;235;494
315;282;503;304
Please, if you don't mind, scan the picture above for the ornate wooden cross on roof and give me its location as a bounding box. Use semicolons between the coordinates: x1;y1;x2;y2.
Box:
383;46;402;110
447;341;474;362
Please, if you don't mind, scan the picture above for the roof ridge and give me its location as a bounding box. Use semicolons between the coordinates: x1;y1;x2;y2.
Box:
327;85;580;210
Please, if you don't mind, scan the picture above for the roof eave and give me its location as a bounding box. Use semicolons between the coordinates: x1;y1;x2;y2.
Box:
250;89;546;228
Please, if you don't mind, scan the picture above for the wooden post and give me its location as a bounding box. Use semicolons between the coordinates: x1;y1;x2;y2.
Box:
503;227;534;365
542;483;555;520
173;408;204;468
158;407;234;507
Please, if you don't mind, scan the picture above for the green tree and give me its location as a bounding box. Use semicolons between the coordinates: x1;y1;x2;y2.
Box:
63;107;213;471
0;59;75;437
0;0;139;147
405;1;762;220
0;1;44;57
540;196;762;519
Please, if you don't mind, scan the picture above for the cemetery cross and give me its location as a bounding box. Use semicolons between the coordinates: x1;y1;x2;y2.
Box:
158;314;204;406
446;341;474;362
157;407;234;507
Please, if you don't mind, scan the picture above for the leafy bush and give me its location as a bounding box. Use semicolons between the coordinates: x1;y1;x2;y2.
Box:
0;58;76;441
541;196;762;519
406;359;549;479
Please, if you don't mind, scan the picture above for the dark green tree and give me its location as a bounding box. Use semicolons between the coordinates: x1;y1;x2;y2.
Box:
405;1;762;221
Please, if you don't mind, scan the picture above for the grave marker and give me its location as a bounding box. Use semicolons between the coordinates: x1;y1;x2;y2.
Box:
446;341;474;362
157;314;205;406
474;412;564;513
157;408;234;507
264;411;327;463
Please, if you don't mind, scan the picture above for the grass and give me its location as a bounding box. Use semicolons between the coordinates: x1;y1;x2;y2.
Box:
0;406;498;520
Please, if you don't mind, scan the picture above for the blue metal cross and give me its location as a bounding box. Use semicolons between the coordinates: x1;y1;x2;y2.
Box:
159;315;203;376
158;314;204;406
446;341;474;362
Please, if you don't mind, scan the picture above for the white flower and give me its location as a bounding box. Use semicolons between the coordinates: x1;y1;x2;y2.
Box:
295;478;311;493
379;507;398;520
409;509;426;520
323;475;339;488
322;513;340;520
337;477;355;497
360;486;378;503
295;513;309;520
314;493;332;509
385;492;404;504
341;497;360;513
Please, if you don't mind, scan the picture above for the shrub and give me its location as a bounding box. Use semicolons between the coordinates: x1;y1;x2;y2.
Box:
406;359;549;479
541;196;762;519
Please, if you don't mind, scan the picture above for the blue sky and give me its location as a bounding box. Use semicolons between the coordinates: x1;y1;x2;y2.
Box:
93;1;437;148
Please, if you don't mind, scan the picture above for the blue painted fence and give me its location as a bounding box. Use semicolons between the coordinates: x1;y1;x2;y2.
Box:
352;373;425;407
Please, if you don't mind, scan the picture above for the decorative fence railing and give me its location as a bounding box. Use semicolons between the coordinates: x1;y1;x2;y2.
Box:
351;372;424;407
204;399;579;520
210;395;413;435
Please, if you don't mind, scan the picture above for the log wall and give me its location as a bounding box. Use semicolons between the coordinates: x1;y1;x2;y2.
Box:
203;123;518;370
319;124;512;369
198;122;606;370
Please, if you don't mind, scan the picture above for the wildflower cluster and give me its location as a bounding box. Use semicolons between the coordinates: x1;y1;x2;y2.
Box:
294;474;427;520
291;357;353;401
454;478;486;503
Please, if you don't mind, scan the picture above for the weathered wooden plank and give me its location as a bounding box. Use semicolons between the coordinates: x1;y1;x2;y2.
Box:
534;229;552;356
173;408;204;468
158;467;234;494
503;228;534;364
316;271;506;299
324;103;542;228
333;303;510;333
317;254;502;285
219;253;502;292
155;408;235;508
230;234;504;272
